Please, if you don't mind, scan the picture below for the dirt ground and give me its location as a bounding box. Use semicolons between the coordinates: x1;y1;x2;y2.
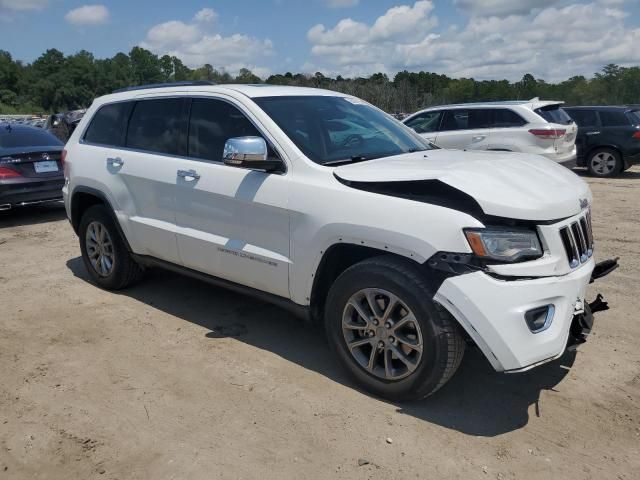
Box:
0;167;639;480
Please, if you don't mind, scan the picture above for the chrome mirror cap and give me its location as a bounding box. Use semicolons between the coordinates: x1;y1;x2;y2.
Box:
223;136;268;164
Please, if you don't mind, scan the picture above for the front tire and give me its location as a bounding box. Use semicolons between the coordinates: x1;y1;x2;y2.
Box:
79;205;144;290
587;148;622;177
324;256;465;401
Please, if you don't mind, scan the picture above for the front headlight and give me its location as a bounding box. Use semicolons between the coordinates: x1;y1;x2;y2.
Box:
464;228;543;263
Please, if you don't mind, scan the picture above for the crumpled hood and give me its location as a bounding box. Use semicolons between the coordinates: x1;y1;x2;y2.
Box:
334;150;591;221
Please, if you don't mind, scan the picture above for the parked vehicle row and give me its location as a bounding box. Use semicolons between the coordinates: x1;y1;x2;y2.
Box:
402;99;640;177
61;82;617;400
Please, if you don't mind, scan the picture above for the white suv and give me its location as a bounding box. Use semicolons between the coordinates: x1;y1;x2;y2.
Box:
403;99;578;167
62;83;614;400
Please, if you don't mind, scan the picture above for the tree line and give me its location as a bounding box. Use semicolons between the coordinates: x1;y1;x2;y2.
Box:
1;47;639;115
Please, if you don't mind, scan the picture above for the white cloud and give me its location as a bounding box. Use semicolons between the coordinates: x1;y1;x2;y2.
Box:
65;4;109;25
453;0;560;17
194;7;216;23
326;0;359;7
140;10;274;76
309;1;437;45
307;1;640;81
0;0;46;19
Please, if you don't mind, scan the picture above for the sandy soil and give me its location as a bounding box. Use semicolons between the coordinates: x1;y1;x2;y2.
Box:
0;167;639;480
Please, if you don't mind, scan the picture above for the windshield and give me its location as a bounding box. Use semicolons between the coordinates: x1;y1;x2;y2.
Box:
534;105;573;125
253;96;432;165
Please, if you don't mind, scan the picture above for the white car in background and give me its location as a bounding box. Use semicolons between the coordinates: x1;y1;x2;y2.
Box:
403;99;578;168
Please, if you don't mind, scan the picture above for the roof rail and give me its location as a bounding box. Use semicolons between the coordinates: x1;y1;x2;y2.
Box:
112;81;216;93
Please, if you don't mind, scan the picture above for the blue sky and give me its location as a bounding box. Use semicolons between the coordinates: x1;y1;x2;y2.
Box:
2;0;640;81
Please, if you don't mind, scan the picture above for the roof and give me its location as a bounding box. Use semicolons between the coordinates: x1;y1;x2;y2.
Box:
0;123;48;134
564;105;639;111
101;84;348;104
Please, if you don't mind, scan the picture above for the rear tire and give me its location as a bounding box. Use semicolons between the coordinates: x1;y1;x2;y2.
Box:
79;205;144;290
324;256;465;401
587;148;622;178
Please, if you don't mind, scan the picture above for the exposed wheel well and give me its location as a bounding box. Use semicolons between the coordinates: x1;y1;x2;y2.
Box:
71;192;105;233
309;244;415;323
585;145;623;163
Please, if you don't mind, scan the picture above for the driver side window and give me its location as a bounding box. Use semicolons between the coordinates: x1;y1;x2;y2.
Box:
188;98;261;162
405;111;443;133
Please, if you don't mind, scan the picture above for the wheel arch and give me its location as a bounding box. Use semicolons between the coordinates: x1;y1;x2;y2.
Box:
585;144;623;163
70;186;132;252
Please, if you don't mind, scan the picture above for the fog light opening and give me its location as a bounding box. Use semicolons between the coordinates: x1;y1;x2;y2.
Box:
525;305;555;333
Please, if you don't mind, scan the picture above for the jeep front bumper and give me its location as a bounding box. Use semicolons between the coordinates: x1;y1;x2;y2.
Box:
433;258;603;372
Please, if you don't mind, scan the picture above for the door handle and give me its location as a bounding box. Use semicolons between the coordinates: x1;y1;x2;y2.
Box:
585;131;601;136
472;135;487;142
107;157;123;167
177;169;200;180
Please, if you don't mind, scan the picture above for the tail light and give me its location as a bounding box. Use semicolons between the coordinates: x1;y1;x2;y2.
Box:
0;167;21;179
632;131;640;139
61;149;67;167
529;129;566;140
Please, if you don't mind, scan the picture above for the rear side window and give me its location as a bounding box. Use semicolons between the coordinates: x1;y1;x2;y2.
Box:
628;110;640;125
599;110;630;127
492;109;526;128
126;98;187;155
441;109;492;131
405;111;443;133
534;105;573;125
84;102;133;146
0;127;63;149
188;98;261;162
566;109;598;127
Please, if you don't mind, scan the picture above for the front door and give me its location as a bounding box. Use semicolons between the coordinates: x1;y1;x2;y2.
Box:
174;97;291;298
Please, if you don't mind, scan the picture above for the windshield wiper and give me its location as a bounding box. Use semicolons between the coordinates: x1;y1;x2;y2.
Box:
323;156;370;166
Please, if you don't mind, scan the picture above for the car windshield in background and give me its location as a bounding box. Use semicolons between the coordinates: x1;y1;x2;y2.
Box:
534;105;573;125
254;96;431;165
0;126;63;149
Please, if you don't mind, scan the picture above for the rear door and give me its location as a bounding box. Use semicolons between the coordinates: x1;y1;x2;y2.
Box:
435;108;492;150
174;96;290;298
565;108;600;161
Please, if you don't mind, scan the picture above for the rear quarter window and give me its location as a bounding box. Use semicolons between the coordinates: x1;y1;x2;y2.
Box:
84;102;134;147
492;109;527;128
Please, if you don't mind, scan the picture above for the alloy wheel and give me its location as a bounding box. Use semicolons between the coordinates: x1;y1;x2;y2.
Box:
85;221;115;277
341;288;423;380
591;151;617;176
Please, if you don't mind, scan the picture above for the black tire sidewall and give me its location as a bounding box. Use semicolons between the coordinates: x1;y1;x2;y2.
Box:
78;205;132;290
325;261;454;401
588;148;621;177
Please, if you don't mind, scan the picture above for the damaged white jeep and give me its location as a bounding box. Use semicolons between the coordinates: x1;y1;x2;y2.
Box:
63;83;618;400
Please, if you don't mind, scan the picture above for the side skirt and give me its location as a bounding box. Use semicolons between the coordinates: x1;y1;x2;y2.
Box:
131;254;311;322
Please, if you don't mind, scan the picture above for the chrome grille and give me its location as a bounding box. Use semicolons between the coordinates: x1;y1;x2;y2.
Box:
559;211;593;268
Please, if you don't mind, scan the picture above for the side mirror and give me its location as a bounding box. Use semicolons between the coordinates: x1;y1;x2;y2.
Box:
223;136;283;172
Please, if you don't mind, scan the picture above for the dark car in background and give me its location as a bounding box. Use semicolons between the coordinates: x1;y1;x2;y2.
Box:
564;106;640;177
0;123;65;211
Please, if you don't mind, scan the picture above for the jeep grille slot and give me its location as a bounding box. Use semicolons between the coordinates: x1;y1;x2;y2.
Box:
559;213;593;268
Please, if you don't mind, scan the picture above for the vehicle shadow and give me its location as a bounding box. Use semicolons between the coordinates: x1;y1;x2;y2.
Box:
0;202;66;228
66;257;576;437
573;167;640;179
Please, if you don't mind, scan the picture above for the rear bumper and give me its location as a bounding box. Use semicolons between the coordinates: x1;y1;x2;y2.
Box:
434;259;595;372
541;148;577;169
0;177;64;209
